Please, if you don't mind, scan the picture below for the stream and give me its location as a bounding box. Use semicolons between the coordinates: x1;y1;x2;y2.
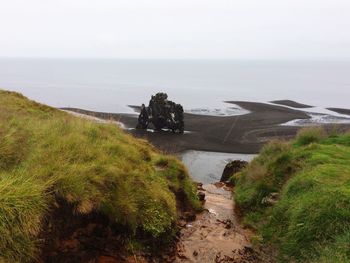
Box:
176;151;273;263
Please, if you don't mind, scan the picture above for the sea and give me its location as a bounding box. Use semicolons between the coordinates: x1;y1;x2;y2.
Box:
1;58;350;117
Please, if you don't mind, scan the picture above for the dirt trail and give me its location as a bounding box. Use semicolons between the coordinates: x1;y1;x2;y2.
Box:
175;183;272;263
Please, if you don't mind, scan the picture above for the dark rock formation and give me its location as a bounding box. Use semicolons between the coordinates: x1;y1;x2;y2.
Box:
196;182;205;191
136;103;149;129
220;160;248;182
182;211;196;222
136;92;184;133
197;192;205;201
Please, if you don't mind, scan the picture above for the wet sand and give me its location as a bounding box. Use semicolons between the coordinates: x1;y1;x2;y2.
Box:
62;101;350;154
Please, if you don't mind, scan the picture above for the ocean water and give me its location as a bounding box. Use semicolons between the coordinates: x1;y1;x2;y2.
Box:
0;58;350;116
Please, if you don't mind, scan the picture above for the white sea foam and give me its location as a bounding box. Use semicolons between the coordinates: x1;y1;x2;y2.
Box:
267;102;350;126
282;113;350;126
186;103;250;117
127;127;192;134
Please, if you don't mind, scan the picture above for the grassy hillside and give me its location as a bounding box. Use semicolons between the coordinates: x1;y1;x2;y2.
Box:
0;90;200;262
234;127;350;262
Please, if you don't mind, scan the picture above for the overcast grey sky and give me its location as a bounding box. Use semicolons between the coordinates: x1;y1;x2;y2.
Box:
0;0;349;59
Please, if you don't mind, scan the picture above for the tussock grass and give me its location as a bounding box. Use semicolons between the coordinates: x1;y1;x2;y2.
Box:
235;127;350;262
295;126;326;146
0;90;200;262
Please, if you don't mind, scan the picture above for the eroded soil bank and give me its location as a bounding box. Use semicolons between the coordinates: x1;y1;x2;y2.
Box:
39;184;273;263
175;183;274;263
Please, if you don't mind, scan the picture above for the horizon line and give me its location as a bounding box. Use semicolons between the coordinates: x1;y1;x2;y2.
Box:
1;56;350;62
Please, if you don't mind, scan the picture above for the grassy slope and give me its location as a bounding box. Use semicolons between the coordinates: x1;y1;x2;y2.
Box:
234;127;350;262
0;90;200;262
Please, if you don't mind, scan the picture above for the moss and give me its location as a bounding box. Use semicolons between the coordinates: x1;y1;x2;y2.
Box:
0;90;200;262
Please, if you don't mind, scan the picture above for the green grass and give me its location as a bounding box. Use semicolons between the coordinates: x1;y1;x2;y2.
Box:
0;90;200;262
234;127;350;262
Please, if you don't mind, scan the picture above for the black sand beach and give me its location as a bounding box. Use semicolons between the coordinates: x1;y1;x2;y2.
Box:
327;107;350;116
270;100;313;108
62;100;350;154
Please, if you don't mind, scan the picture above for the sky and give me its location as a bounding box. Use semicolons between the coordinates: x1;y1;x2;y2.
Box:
0;0;349;59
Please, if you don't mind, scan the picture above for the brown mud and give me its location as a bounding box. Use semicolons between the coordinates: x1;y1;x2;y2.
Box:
175;183;274;263
38;198;148;263
37;191;195;263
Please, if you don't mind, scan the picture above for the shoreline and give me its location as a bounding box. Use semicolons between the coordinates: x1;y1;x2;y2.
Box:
62;101;350;154
327;107;350;116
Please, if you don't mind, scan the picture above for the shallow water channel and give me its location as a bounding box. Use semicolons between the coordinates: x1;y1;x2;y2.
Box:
180;150;256;184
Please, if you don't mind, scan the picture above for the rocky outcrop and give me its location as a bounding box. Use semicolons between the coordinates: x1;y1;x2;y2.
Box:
220;160;248;183
136;92;185;133
197;192;205;201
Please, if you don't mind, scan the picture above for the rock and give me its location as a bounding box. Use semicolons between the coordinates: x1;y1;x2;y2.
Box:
136;104;149;129
197;182;205;191
217;219;233;229
220;160;248;183
224;219;233;229
136;92;184;133
214;182;225;188
178;220;187;228
182;211;196;222
161;254;175;262
197;191;205;201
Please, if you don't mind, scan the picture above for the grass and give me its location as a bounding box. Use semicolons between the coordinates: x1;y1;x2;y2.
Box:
0;90;200;262
234;127;350;262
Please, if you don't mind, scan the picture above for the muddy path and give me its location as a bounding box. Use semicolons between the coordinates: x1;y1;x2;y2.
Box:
175;183;274;263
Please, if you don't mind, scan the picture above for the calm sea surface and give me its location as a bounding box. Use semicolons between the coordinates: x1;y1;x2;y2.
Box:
0;59;349;113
